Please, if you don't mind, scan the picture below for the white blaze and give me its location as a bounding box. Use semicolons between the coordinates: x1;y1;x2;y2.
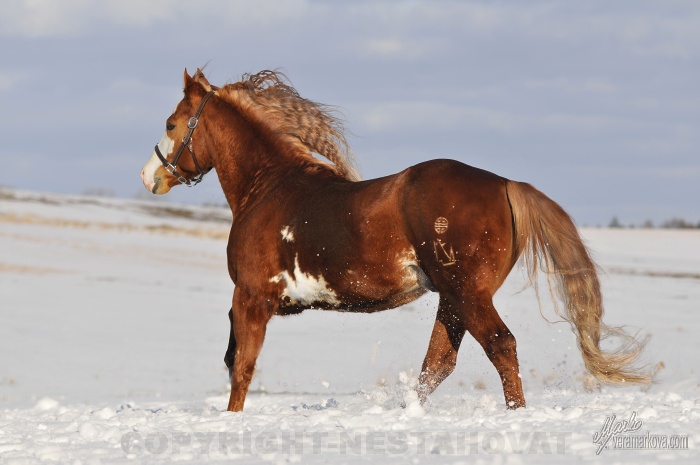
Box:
270;255;339;306
141;131;174;191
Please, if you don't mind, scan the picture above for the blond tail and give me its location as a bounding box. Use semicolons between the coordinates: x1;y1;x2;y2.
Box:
506;180;652;384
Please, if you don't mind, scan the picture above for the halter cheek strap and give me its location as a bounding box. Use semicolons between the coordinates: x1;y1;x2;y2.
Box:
155;90;216;186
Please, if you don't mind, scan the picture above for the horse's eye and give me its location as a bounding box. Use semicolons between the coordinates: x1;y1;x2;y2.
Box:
166;123;176;131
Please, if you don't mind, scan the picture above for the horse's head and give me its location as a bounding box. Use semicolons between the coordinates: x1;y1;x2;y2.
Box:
141;69;216;194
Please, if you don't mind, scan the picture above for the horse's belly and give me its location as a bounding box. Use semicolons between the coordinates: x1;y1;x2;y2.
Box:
270;255;343;308
272;247;433;313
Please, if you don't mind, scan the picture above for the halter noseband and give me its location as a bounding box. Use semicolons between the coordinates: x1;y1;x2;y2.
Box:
154;90;216;186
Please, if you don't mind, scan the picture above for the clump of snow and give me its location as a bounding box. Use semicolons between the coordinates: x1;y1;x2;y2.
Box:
33;397;60;411
402;391;425;418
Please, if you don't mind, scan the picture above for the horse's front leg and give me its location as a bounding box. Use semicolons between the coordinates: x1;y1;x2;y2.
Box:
227;288;272;412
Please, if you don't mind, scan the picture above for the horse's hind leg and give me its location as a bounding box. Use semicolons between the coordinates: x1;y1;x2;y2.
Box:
463;294;525;409
417;295;467;402
418;291;525;409
224;308;236;380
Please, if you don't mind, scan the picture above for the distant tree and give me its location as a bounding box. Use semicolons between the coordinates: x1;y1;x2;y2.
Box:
661;218;695;229
641;219;654;229
609;216;623;228
82;187;115;197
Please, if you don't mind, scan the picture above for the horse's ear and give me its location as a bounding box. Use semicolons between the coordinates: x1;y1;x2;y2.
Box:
184;68;194;88
193;68;212;91
183;69;206;101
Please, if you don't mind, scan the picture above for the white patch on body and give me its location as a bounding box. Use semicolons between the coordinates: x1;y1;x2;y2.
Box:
270;255;339;306
281;226;294;242
141;131;174;191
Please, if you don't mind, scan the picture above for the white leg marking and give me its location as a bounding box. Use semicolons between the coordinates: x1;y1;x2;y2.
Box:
270;255;339;306
141;131;174;191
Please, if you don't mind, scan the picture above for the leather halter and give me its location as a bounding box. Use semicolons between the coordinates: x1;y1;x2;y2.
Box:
154;90;216;186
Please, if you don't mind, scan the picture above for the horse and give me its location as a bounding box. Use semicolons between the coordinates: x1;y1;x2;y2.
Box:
141;69;651;412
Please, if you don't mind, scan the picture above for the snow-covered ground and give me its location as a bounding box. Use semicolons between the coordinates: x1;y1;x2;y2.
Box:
1;188;698;464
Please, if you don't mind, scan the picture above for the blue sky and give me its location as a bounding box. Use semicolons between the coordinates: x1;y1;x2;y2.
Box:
1;0;698;225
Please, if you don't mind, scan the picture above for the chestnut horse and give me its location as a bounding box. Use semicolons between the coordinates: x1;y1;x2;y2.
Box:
141;69;650;412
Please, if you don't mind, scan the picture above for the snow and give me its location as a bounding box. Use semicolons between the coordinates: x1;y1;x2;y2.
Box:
1;187;698;463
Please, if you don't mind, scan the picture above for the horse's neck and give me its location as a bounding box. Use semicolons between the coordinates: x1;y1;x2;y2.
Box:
206;109;304;216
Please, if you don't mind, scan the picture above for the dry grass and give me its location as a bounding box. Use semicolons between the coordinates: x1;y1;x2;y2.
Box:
0;213;229;240
608;267;700;281
0;262;70;275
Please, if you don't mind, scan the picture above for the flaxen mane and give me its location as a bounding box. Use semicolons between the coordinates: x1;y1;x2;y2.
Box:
211;70;360;181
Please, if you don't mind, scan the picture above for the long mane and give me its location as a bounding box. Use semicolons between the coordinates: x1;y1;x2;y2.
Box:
209;70;360;181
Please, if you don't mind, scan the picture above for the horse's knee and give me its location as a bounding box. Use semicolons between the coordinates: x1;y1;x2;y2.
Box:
232;358;256;387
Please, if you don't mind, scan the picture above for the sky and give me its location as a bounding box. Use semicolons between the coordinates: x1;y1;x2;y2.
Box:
0;0;698;226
